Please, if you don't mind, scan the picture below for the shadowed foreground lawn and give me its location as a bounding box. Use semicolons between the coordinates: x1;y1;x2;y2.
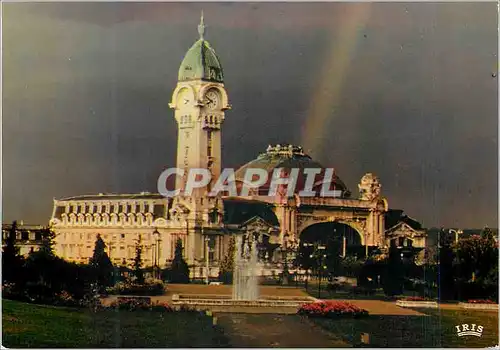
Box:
2;300;229;348
311;308;499;347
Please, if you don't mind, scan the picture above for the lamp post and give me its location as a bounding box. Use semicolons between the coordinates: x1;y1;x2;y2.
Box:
204;235;210;284
153;229;160;279
449;229;463;244
152;241;156;276
302;242;314;291
306;243;327;299
281;233;290;285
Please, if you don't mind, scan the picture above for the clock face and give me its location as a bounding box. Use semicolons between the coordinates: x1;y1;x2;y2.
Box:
177;88;191;106
205;90;220;110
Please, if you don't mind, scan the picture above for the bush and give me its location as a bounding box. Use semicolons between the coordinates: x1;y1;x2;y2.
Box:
108;298;173;312
298;300;369;319
350;285;376;296
106;279;165;296
455;281;498;302
2;283;31;303
54;290;78;307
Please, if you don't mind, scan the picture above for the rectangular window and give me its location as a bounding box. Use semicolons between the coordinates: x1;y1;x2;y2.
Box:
207;130;213;157
121;233;125;239
21;231;29;240
126;205;132;213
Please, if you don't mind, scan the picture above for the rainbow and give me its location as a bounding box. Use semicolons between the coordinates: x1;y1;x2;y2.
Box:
301;4;373;160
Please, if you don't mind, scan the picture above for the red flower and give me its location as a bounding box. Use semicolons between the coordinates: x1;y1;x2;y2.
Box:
467;299;497;304
298;300;369;318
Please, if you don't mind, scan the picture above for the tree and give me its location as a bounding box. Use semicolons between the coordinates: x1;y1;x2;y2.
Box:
437;229;456;301
2;221;24;285
170;239;190;283
219;236;235;283
455;231;498;283
481;226;496;241
133;236;145;284
325;238;342;277
39;226;56;257
22;226;67;303
340;256;364;278
89;234;114;289
382;243;404;296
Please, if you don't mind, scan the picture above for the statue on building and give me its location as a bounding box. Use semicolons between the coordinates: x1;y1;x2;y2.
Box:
358;173;382;201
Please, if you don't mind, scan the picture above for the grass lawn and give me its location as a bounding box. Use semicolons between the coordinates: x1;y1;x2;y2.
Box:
2;300;229;348
311;308;499;347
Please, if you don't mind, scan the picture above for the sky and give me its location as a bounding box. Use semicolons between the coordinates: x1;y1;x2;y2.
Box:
2;2;498;228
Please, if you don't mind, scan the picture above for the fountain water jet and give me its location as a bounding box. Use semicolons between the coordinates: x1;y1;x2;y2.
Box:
232;235;259;300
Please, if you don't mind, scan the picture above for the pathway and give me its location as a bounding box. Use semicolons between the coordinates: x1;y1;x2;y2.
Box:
216;313;349;348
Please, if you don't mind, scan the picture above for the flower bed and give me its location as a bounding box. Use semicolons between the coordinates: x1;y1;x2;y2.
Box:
396;297;438;309
107;297;174;312
459;300;499;310
297;300;369;319
467;299;497;304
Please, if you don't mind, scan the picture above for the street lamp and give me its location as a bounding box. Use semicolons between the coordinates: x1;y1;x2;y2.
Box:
302;242;315;291
204;235;210;284
280;233;291;285
153;229;160;279
449;229;463;244
306;243;327;299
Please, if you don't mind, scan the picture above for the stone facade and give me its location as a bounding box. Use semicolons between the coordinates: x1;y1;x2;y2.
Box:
2;223;44;256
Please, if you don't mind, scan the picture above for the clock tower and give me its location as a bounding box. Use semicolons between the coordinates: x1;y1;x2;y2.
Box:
169;12;230;197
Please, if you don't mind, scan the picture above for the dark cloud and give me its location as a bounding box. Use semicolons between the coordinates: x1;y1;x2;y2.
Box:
2;2;497;228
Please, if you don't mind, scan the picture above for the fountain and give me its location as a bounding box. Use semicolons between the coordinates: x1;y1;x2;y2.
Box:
232;235;259;300
171;234;317;313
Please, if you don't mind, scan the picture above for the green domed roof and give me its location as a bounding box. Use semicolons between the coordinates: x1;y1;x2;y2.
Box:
234;144;351;197
178;13;224;83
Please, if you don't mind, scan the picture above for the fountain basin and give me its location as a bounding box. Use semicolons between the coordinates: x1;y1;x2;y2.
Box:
171;294;317;308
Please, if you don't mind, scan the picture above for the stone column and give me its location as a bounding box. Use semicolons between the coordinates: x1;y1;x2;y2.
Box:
378;213;384;245
290;208;297;239
187;224;196;265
